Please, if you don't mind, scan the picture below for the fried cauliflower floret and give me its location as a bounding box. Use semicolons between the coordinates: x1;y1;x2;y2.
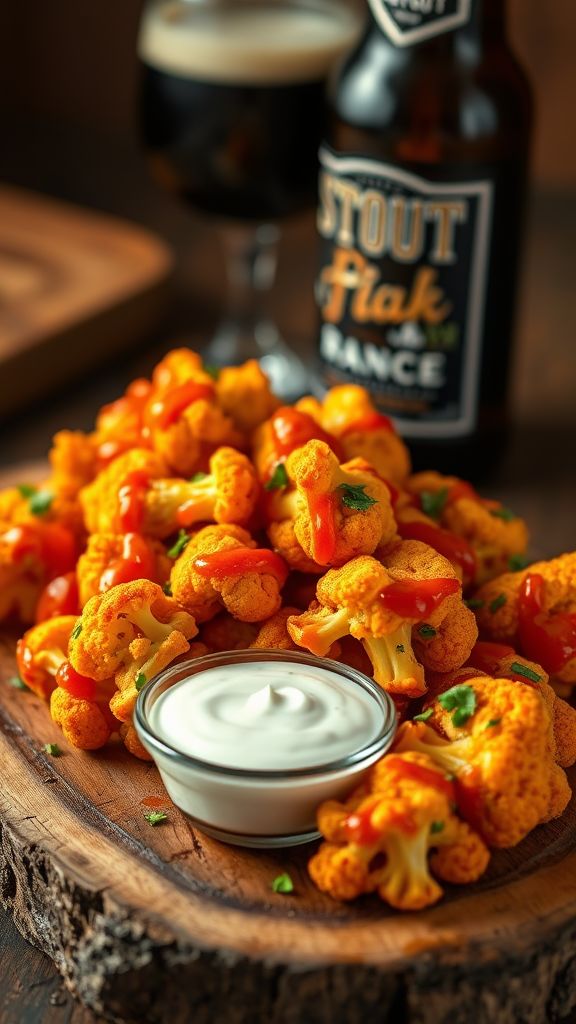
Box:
170;524;286;624
91;378;153;465
151;347;214;391
15;615;78;699
395;676;569;847
50;687;116;751
200;613;258;652
0;480;84;544
269;439;396;568
76;533;170;607
69;580;197;687
79;449;167;536
215;360;279;434
394;503;477;588
318;385;411;484
408;471;529;585
48;430;98;497
109;638;208;726
0;520;77;624
120;721;152;761
251;406;340;484
309;751;489;910
413;601;478;673
251;607;302;651
288;547;463;697
143;448;259;538
266;517;325;574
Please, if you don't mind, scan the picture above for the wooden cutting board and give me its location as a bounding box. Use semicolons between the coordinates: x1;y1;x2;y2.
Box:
0;186;172;418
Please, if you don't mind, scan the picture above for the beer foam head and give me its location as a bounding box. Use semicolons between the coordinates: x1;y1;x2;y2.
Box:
138;0;364;84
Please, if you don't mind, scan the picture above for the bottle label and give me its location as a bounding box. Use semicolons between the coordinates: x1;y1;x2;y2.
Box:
367;0;472;46
316;148;494;438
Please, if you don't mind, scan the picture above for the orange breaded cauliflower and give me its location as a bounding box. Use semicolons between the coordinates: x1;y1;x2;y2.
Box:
251;405;340;485
0;519;77;624
407;471;529;585
151;347;214;392
92;378;153;465
109;639;208;730
143;448;259;537
15;615;78;699
48;430;98;497
395;675;570;847
76;533;171;607
288;544;466;697
69;580;197;686
200;613;258;651
170;524;286;624
316;385;411;485
412;601;478;673
50;685;117;751
79;449;167;536
215;359;279;434
309;751;489;910
268;440;396;568
473;553;576;688
251;607;303;651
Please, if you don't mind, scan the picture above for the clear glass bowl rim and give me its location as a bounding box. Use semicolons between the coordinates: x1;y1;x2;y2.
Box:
135;648;397;780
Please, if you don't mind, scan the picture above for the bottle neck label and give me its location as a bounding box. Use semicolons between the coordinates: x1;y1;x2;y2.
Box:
316;148;494;438
367;0;472;46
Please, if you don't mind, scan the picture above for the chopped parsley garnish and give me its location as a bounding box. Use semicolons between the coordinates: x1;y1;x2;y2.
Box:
510;661;542;683
465;597;485;610
28;489;54;516
162;581;173;597
135;672;147;692
265;463;289;491
490;507;516;522
190;471;208;483
489;593;507;614
418;624;437;639
509;554;528;572
396;643;405;653
168;530;190;559
420;488;448;520
271;873;294;894
8;675;28;690
71;622;83;640
413;708;433;723
43;743;62;757
485;718;502;730
144;810;168;826
430;821;445;835
202;364;220;380
438;684;477;728
337;483;377;512
18;483;37;498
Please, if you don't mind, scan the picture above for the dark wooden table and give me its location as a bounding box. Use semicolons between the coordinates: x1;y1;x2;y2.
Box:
0;125;575;1022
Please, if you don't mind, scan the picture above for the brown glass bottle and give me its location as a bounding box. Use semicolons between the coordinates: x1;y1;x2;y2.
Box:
315;0;533;479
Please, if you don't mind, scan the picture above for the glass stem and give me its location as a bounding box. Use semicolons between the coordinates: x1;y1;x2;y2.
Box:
220;223;280;354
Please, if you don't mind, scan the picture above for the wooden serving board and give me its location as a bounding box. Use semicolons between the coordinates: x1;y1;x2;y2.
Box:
0;186;172;419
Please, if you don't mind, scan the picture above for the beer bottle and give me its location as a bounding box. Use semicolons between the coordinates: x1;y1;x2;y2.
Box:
315;0;533;477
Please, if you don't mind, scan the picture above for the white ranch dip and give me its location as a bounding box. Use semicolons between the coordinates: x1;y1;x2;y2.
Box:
149;660;384;771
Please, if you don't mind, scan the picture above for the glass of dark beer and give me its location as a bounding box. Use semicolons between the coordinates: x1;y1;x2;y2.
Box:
138;0;363;398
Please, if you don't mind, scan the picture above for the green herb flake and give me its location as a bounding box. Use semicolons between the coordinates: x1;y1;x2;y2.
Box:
29;489;54;516
396;643;405;653
271;873;294;894
465;598;485;610
162;581;173;597
43;743;62;757
264;463;289;492
337;483;378;512
485;718;502;730
168;530;191;559
420;488;448;520
18;483;37;498
190;471;208;482
202;364;220;380
144;810;168;826
489;593;507;614
509;554;529;572
510;661;542;684
413;708;433;723
135;672;147;692
71;622;83;641
490;507;516;522
438;684;477;728
8;675;28;691
418;624;437;639
430;821;445;835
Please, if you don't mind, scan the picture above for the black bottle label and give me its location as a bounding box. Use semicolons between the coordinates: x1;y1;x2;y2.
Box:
367;0;472;46
316;147;494;439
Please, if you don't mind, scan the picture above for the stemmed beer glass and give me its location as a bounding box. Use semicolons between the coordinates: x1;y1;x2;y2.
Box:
138;0;363;399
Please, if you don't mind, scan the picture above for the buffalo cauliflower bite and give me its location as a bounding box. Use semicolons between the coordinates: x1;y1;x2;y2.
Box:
92;378;153;465
215;360;279;434
412;601;478;673
79;449;167;536
170;524;287;624
407;471;529;585
143;447;259;537
151;347;214;392
200;613;259;651
251;406;340;485
317;385;411;485
48;430;98;497
309;751;489;910
76;533;171;606
288;544;466;697
395;675;569;847
0;519;77;624
16;615;78;699
50;686;117;751
251;607;305;651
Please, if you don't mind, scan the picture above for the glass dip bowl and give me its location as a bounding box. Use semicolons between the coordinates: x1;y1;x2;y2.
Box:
134;649;397;848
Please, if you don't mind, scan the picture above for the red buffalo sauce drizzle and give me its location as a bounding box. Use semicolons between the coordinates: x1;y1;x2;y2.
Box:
55;661;97;702
265;409;341;483
385;755;456;803
518;573;576;674
117;471;150;534
380;577;460;618
146;380;215;431
397;520;477;587
307;492;337;565
99;533;156;591
35;572;79;623
344;798;386;845
2;523;76;577
466;641;516;676
340;411;394;436
193;548;288;584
